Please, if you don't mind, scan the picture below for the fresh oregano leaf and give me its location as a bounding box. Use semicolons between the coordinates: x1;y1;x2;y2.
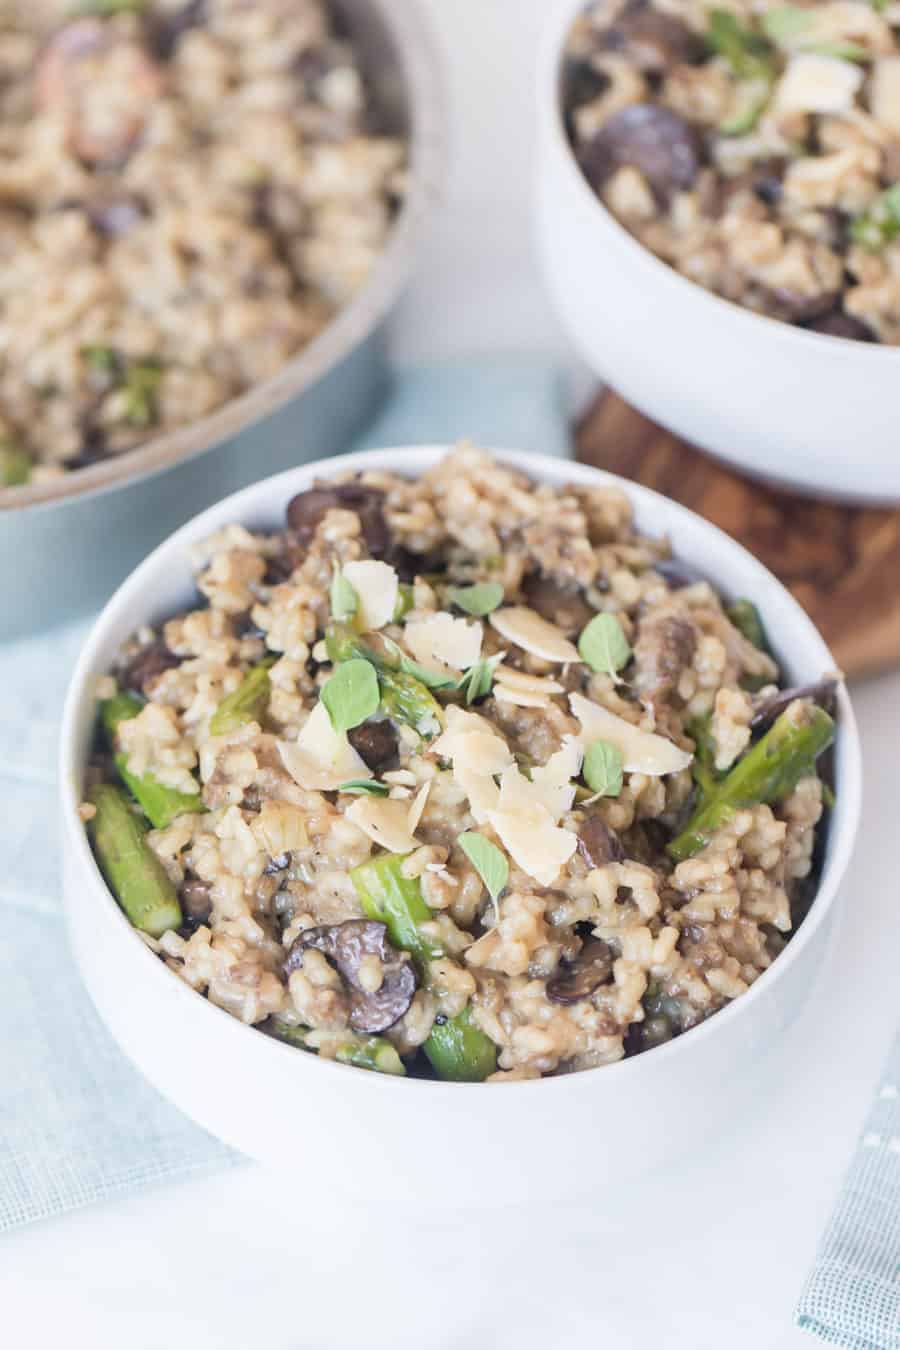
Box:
321;658;379;735
338;779;389;796
578;614;632;680
330;567;358;623
582;740;624;798
457;652;504;705
458;831;509;921
447;581;504;617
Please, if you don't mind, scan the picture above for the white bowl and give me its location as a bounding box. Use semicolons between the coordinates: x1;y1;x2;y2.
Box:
59;446;861;1208
536;0;900;504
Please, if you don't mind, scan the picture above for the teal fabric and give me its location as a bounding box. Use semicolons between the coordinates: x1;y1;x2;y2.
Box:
796;1027;900;1350
0;360;570;1233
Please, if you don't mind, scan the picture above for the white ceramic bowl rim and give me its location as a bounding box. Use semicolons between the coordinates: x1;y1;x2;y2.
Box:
542;0;900;362
60;445;862;1095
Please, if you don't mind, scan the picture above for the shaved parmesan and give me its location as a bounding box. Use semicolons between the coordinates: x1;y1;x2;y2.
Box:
775;54;862;116
346;795;419;853
569;692;692;776
407;781;431;833
404;612;483;675
872;57;900;134
487;802;577;888
489;607;579;664
341;560;398;632
277;702;371;791
493;665;564;708
455;767;500;824
431;706;513;776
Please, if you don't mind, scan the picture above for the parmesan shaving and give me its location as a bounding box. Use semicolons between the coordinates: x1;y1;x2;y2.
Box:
404;612;483;675
569;692;692;776
341;560;398;631
489;606;579;664
276;703;371;791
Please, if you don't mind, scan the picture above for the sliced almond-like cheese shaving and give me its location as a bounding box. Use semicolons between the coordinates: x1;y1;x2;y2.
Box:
493;665;565;708
404;612;482;675
487;803;577;888
407;781;431;833
431;706;513;776
277;703;371;791
871;57;900;134
569;691;692;776
489;606;579;664
775;54;862;116
346;796;419;854
455;766;500;824
341;560;398;632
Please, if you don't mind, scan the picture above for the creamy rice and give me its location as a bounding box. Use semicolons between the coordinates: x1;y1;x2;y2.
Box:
83;448;837;1081
565;0;900;342
0;0;405;487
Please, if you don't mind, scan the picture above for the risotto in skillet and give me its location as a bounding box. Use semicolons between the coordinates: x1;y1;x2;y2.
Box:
0;0;404;487
82;449;837;1081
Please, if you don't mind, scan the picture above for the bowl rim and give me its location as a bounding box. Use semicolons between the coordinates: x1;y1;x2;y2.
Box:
59;444;863;1095
540;0;900;363
0;0;446;516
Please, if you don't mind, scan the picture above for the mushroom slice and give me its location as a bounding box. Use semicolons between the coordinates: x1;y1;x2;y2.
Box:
277;702;371;791
404;612;483;675
546;940;614;1006
569;692;693;776
285;920;417;1034
489;606;579;664
341;560;398;632
750;678;838;731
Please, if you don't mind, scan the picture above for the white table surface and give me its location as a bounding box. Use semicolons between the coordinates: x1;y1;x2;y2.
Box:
5;4;900;1346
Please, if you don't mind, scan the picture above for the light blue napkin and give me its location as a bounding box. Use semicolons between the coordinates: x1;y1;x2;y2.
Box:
796;1027;900;1350
0;358;570;1233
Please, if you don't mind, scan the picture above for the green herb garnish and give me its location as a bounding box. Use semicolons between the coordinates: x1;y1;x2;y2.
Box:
447;582;504;617
582;740;624;798
393;583;415;623
458;832;508;920
456;652;503;705
338;779;390;797
123;360;163;428
707;9;774;78
330;567;358;623
851;183;900;251
321;659;380;735
763;7;867;60
577;613;632;680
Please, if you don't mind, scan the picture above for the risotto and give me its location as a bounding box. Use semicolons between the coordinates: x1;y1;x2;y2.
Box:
565;0;900;342
0;0;405;488
82;448;837;1081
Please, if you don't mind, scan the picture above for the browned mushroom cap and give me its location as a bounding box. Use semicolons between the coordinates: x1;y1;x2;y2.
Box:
35;20;165;167
122;640;180;696
580;104;702;203
632;612;696;701
286;482;390;558
601;4;706;69
284;920;417;1034
180;879;212;928
653;557;707;590
765;286;841;325
347;719;398;771
751;678;838;731
577;816;625;869
522;573;593;637
546;939;615;1005
804;312;875;343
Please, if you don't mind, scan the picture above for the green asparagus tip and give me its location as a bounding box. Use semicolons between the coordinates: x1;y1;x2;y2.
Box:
87;783;183;937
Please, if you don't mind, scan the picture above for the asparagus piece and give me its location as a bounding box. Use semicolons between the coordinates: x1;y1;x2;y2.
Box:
727;598;768;651
351;853;498;1081
424;1008;497;1083
350;852;443;969
668;702;835;861
0;440;31;487
686;712;719;801
87;784;183;936
336;1037;406;1077
100;692;204;828
269;1022;405;1076
326;624;442;737
209;656;277;736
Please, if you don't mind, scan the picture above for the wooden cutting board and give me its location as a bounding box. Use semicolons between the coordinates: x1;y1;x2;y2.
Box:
576;393;900;680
